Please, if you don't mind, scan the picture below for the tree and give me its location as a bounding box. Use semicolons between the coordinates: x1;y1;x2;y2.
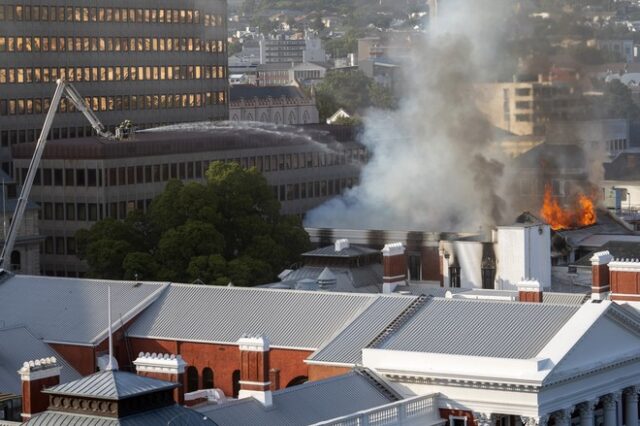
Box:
76;162;310;286
314;70;396;120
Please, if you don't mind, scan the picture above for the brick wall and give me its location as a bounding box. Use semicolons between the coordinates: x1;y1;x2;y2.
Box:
308;364;352;381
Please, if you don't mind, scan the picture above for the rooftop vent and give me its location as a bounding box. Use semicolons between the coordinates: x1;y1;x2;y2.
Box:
296;278;318;291
317;267;337;290
334;239;350;252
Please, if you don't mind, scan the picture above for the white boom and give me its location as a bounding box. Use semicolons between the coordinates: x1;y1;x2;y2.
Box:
1;79;114;270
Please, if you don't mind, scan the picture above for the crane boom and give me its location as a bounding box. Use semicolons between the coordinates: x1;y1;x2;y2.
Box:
0;79;114;270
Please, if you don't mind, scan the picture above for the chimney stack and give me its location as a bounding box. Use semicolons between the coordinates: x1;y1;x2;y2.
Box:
382;242;407;293
516;279;543;303
18;357;61;421
334;238;349;252
606;258;640;302
133;352;187;404
237;334;272;407
590;250;613;300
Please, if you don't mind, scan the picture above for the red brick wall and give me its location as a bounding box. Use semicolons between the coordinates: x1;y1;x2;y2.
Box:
308;364;352;381
383;254;407;282
421;247;441;281
592;264;610;292
610;270;640;298
48;343;96;376
519;291;543;303
129;337;313;397
22;374;60;418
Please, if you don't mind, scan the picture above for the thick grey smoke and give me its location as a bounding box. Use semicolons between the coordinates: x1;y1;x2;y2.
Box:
305;0;513;231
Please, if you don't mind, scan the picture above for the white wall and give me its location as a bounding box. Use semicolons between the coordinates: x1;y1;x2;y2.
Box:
495;225;551;290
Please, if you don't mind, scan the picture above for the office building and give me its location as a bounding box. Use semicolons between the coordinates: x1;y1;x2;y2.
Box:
0;0;229;172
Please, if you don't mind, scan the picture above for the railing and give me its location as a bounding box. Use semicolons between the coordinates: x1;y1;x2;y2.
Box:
309;393;442;426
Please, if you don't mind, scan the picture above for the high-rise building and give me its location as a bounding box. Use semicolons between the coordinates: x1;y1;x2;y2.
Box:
0;1;229;172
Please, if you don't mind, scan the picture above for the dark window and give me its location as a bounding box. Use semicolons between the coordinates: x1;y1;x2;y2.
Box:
77;204;86;221
481;257;496;289
76;169;85;186
43;168;52;185
286;376;308;388
449;265;461;288
65;169;74;186
54;203;64;220
202;368;214;389
186;366;198;393
10;250;20;270
66;203;75;220
87;169;96;186
232;370;240;398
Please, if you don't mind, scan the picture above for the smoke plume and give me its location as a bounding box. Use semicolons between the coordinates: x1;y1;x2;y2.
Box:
305;0;514;231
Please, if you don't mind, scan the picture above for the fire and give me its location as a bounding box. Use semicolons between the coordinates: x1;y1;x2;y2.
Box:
540;185;596;230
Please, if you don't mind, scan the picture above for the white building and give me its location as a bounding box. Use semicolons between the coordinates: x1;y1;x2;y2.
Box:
229;85;319;125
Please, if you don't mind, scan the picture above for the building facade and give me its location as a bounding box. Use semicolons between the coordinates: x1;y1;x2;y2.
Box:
476;76;580;136
259;33;325;65
229;85;319;125
11;124;363;276
0;0;229;172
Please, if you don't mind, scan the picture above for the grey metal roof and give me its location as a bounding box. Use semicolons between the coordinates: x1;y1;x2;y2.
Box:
302;244;379;258
309;296;417;365
26;404;217;425
379;298;581;359
230;85;305;101
197;371;395;426
541;292;588;305
128;284;380;349
0;326;81;395
44;370;176;400
276;265;382;293
0;275;168;345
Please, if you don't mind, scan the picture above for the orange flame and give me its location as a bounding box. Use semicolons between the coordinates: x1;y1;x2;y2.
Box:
540;185;596;230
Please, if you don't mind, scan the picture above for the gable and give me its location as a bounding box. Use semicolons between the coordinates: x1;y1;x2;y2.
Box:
546;313;640;383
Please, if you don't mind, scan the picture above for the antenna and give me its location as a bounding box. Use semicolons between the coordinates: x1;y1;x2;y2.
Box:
106;285;114;371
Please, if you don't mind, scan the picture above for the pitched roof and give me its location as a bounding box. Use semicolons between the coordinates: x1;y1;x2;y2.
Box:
26;403;216;425
196;371;396;426
513;143;586;170
128;284;387;349
0;274;168;345
275;265;382;293
574;240;640;267
377;298;581;359
302;244;379;258
44;370;176;400
605;153;640;180
0;326;81;395
308;296;418;365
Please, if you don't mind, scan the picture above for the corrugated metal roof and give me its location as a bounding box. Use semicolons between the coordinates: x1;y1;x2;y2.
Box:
309;296;417;365
0;275;167;345
128;285;380;349
44;370;176;400
197;371;395;426
0;326;81;395
379;298;580;359
303;245;379;258
26;404;216;425
277;265;382;293
541;292;588;305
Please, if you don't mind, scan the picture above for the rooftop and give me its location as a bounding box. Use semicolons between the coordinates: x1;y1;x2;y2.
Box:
0;274;167;345
230;85;306;101
196;371;397;426
274;265;383;293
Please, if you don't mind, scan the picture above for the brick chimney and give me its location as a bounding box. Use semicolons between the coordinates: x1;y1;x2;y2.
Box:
133;352;187;404
18;357;61;421
590;250;613;300
516;279;543;303
382;242;407;293
237;334;272;407
607;258;640;302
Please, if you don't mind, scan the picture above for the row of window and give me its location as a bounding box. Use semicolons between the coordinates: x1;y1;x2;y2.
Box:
275;178;358;202
0;5;224;26
0;36;225;53
0;91;226;116
19;148;365;189
0;65;226;84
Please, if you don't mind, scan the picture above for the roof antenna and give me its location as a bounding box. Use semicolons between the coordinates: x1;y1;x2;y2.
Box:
106;285;114;371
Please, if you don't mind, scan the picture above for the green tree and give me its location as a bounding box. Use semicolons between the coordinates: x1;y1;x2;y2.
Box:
314;70;396;120
76;162;310;286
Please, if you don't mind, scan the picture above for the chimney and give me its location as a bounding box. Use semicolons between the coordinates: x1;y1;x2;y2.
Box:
237;334;272;407
590;250;613;300
516;279;543;303
382;242;407;293
606;257;640;302
18;357;61;421
133;352;187;404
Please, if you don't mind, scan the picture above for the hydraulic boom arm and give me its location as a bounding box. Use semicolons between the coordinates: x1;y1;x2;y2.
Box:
0;79;114;270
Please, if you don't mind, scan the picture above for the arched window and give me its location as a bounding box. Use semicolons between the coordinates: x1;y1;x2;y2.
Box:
231;114;240;121
303;111;310;124
186;366;198;392
10;251;20;271
232;370;241;397
246;113;253;121
286;376;308;388
202;368;214;389
260;112;268;122
274;112;281;124
288;111;296;125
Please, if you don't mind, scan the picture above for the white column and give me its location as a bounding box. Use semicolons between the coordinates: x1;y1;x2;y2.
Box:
553;408;573;426
603;392;621;426
625;387;639;426
578;400;597;426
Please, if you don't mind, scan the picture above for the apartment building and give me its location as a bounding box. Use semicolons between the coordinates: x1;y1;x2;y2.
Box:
476;75;581;136
0;0;229;172
11;124;364;276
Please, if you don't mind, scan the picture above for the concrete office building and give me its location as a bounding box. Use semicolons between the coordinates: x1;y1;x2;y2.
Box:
0;0;229;172
11;124;364;276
